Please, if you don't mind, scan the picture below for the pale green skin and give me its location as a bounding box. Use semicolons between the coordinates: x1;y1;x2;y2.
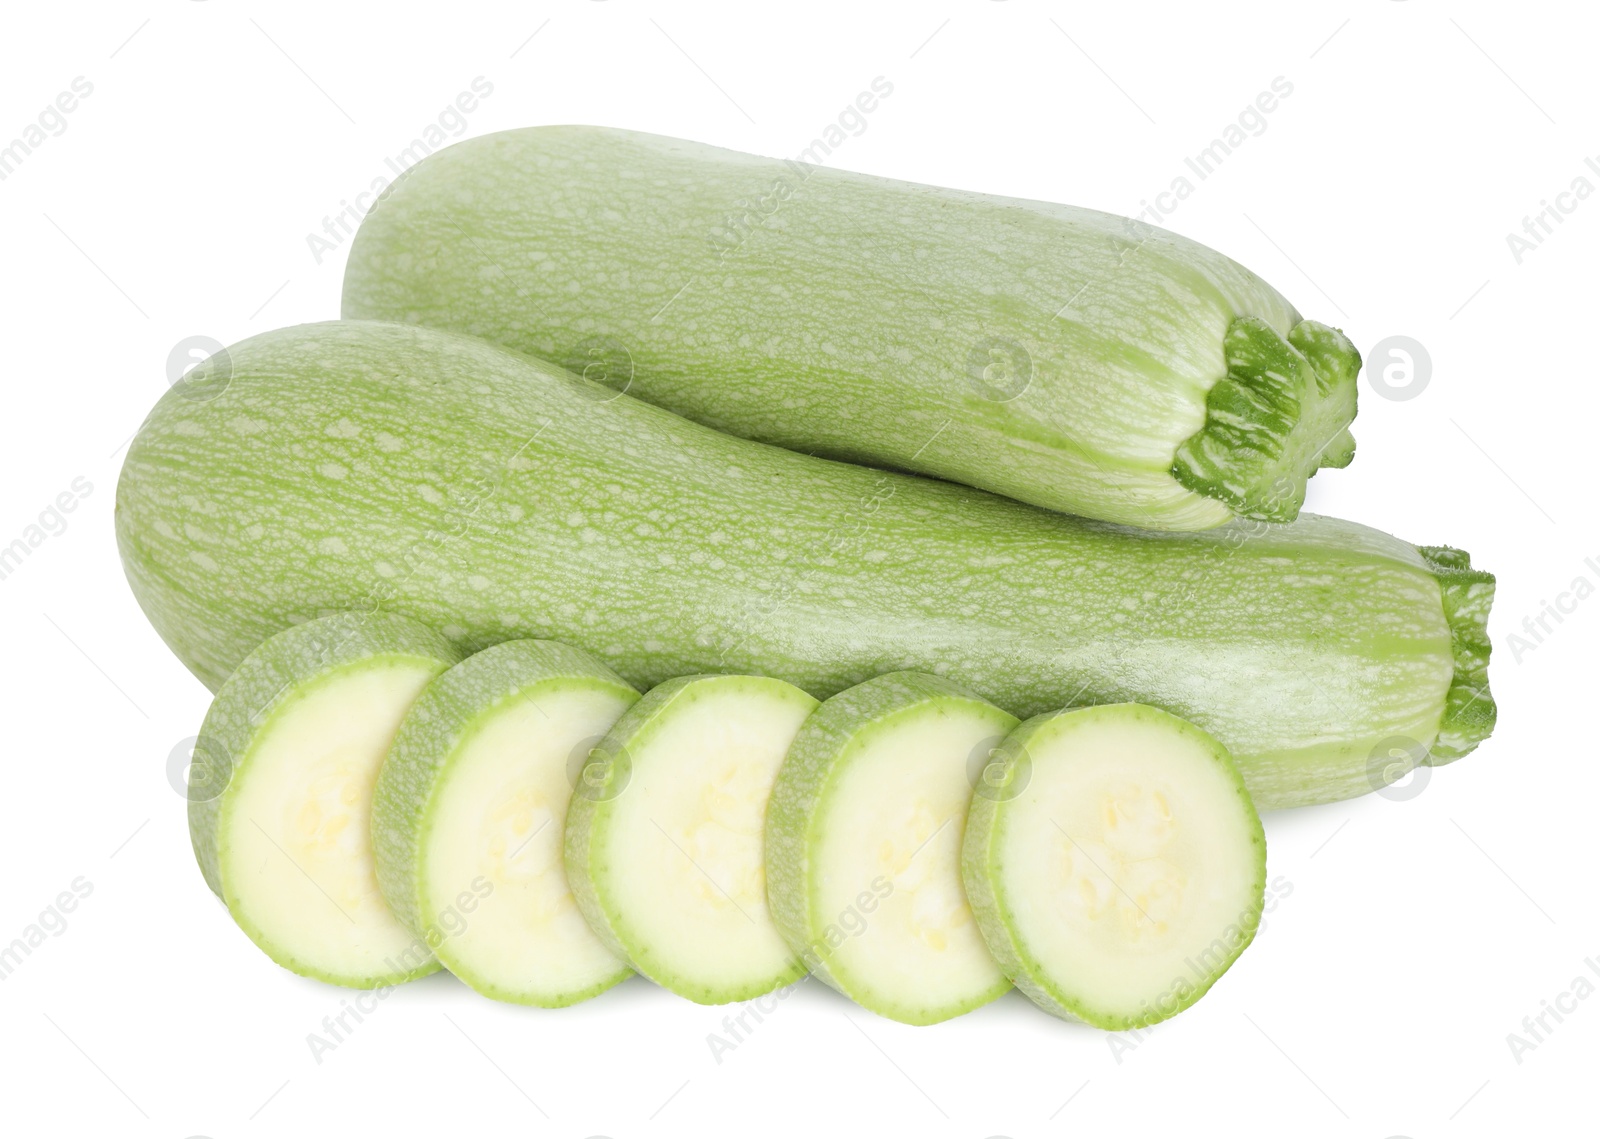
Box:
371;638;638;1006
343;125;1358;530
188;611;460;987
961;704;1266;1030
118;321;1493;810
564;673;818;1004
765;671;1018;1025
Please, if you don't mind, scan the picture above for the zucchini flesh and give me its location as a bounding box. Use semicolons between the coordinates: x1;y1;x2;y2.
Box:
766;672;1015;1024
372;639;636;1006
117;322;1494;811
341;126;1359;530
962;704;1265;1029
564;675;816;1004
189;611;460;987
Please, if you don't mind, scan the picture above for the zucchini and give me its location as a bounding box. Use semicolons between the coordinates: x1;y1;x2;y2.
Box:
371;639;637;1006
117;321;1494;811
341;125;1360;530
961;704;1265;1028
188;611;460;987
766;672;1014;1024
564;674;816;1004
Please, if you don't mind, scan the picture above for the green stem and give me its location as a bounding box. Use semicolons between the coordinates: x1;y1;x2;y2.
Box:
1171;317;1361;523
1416;545;1497;763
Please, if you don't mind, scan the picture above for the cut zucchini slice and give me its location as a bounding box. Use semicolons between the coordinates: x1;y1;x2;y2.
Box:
962;703;1266;1029
766;672;1016;1025
564;674;817;1004
189;612;460;987
372;640;638;1006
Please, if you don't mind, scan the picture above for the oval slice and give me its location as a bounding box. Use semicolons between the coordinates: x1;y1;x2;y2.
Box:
189;611;460;987
564;674;817;1004
962;703;1266;1028
372;640;638;1006
766;672;1016;1025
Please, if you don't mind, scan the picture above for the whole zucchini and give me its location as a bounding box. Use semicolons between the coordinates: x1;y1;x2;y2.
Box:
115;322;1490;810
342;126;1360;531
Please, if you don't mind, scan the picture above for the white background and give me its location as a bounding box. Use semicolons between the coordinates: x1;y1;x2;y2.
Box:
0;1;1592;1136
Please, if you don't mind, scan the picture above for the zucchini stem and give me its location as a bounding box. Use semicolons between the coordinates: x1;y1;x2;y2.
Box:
1416;545;1497;763
1171;317;1361;523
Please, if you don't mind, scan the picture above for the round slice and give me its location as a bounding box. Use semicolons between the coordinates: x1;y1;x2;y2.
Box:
372;639;637;1005
565;674;818;1004
766;672;1017;1025
188;611;460;987
962;703;1267;1029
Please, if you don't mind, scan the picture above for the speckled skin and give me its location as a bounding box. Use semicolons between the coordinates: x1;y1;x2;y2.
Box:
187;610;459;986
764;670;1017;1024
119;321;1492;810
342;125;1355;530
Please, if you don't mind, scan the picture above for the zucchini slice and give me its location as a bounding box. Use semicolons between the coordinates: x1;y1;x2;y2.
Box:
767;672;1016;1024
189;611;459;987
564;675;817;1004
962;703;1266;1029
372;640;636;1005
